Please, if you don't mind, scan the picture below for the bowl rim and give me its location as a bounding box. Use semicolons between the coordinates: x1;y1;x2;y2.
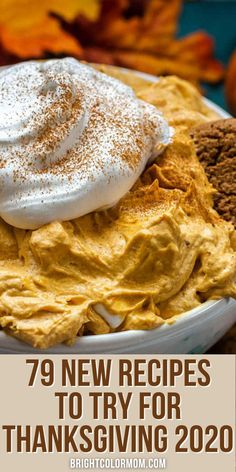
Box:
0;298;235;352
114;66;231;119
0;65;232;351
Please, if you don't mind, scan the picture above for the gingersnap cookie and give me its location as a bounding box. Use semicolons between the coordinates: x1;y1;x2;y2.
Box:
190;118;236;227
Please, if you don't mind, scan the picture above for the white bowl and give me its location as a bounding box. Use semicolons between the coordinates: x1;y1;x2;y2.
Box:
0;299;235;354
0;67;235;353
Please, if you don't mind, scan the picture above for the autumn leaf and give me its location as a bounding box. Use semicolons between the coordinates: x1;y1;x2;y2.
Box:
0;0;224;87
0;0;101;58
75;0;223;85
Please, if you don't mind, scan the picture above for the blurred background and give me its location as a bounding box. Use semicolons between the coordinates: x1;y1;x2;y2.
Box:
0;0;235;114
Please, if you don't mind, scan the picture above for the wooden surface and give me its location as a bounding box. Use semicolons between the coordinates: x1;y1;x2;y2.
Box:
208;324;236;353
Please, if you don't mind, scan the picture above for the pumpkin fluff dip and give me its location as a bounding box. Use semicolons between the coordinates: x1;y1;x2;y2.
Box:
0;58;235;349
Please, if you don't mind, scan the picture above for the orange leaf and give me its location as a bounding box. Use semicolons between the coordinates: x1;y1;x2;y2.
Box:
113;49;224;83
0;0;101;58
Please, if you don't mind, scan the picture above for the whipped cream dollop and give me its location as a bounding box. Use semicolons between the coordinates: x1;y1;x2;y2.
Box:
0;58;172;229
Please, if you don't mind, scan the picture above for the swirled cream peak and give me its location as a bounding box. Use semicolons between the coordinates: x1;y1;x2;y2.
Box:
0;58;171;229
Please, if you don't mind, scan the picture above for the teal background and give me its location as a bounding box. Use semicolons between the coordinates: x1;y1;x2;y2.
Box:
179;0;236;111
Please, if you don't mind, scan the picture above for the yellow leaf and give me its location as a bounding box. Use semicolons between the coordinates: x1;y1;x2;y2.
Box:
51;0;101;21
